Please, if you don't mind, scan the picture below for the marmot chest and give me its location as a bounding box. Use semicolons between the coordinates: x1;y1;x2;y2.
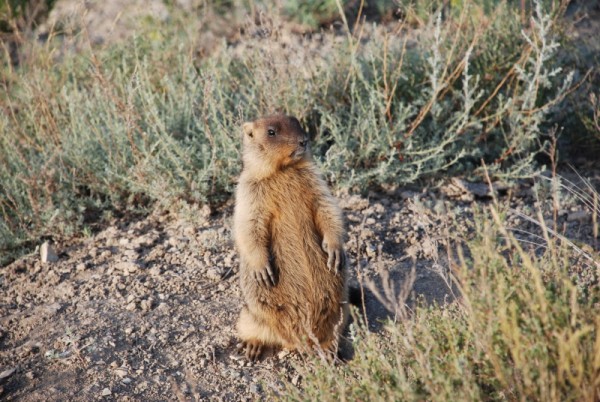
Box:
264;171;318;238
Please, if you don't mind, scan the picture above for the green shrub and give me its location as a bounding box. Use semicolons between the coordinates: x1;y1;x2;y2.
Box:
0;0;585;263
282;0;339;27
0;0;56;32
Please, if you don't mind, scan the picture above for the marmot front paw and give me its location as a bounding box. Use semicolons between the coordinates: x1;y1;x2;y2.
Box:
322;238;344;271
253;261;277;287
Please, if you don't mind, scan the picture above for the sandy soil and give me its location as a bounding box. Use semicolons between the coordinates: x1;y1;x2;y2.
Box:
2;171;599;401
2;1;599;400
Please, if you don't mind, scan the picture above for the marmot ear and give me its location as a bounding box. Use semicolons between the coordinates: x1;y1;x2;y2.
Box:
242;122;254;138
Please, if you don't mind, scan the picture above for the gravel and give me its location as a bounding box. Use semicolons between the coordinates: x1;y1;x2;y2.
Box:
2;171;599;400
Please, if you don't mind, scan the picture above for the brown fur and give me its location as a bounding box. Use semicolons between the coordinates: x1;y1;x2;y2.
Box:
233;115;349;360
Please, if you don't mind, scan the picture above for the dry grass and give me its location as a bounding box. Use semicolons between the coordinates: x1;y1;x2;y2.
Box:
0;1;598;399
0;0;583;263
284;174;600;401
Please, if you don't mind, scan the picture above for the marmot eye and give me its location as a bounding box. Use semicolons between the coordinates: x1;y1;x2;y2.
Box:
267;129;276;137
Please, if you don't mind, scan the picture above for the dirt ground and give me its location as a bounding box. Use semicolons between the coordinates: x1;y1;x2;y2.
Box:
2;169;599;401
2;1;600;400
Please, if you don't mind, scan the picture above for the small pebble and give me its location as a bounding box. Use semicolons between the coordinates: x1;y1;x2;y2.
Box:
140;299;153;312
567;210;590;222
0;368;16;384
40;242;59;263
206;267;223;281
250;383;261;394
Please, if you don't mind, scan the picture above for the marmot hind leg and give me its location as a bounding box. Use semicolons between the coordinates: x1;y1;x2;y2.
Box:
316;302;350;357
237;306;282;360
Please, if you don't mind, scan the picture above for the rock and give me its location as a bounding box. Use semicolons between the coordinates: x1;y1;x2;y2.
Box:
167;236;185;248
206;267;224;281
183;225;195;236
200;204;212;218
136;381;149;392
40;242;59;263
115;261;139;275
250;383;261;394
133;235;152;246
123;249;138;258
114;368;128;378
441;178;509;201
339;195;369;211
76;263;87;272
400;190;418;199
44;302;62;316
365;244;377;258
291;374;301;386
101;387;111;396
149;266;162;276
0;368;16;384
567;210;591;222
99;250;112;259
372;203;385;214
140;299;153;312
122;378;132;385
277;350;290;359
19;342;41;357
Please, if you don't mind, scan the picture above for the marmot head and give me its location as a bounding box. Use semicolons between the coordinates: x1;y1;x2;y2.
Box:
241;115;310;176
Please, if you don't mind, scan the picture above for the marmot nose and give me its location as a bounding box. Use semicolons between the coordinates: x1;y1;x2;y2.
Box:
299;139;307;147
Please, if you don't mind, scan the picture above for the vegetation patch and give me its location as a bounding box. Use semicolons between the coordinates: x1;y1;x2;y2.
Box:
284;196;600;401
2;0;592;264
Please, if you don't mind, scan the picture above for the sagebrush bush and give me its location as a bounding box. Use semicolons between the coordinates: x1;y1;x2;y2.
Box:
0;0;583;262
0;0;56;32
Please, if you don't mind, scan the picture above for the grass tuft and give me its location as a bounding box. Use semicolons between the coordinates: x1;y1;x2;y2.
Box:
283;178;600;401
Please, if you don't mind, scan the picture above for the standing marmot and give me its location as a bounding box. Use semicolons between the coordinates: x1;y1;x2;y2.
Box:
234;115;349;360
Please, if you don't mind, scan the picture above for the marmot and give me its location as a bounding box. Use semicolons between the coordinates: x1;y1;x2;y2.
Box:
233;115;349;360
